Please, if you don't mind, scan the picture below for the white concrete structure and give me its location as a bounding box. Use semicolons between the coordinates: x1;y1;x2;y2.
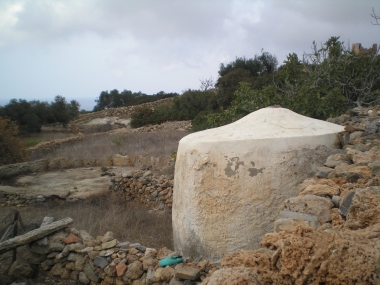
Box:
173;107;344;260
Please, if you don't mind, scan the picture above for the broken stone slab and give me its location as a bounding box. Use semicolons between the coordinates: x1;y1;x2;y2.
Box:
93;256;108;269
278;209;318;222
175;264;200;280
282;195;333;222
274;218;320;233
324;153;351;168
173;107;344;260
339;190;356;216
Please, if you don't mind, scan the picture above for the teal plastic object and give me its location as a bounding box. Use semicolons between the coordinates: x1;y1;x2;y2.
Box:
159;256;182;267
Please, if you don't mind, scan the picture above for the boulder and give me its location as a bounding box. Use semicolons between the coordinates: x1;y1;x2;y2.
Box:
173;107;343;260
282;195;333;222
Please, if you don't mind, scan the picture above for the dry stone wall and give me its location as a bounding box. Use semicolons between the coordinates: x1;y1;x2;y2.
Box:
0;154;172;180
109;169;174;210
70;98;174;125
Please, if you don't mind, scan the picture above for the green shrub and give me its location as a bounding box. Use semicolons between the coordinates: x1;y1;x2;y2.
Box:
111;135;124;146
0;117;27;165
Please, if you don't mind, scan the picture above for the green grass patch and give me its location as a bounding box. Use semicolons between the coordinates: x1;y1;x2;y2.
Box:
22;137;43;147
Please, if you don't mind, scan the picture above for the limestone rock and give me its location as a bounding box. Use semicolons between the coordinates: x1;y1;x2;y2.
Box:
155;266;175;282
324;153;350;168
79;230;94;245
101;231;115;243
124;261;143;280
353;148;380;164
298;178;340;196
175;264;200;280
157;247;173;259
282;195;334;222
274;218;320;233
334;164;372;178
201;267;260;285
345;188;380;230
257;225;380;284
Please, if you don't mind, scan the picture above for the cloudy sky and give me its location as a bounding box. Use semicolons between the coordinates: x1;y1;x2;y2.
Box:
0;0;379;110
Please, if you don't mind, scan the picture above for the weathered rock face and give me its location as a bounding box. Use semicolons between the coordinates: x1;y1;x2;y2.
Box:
173;107;344;260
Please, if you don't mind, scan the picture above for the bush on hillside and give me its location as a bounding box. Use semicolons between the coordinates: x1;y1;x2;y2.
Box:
0;96;81;132
0;117;27;165
130;90;215;128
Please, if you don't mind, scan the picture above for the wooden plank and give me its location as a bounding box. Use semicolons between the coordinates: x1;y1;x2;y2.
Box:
0;217;73;255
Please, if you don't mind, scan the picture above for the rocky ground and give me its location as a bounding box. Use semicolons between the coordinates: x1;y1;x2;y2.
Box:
3;105;380;284
201;106;380;284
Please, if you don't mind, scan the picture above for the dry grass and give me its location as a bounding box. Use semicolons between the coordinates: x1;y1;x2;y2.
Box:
0;193;173;249
29;131;187;162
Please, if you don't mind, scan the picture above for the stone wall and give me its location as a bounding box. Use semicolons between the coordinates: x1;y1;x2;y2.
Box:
109;169;174;210
70;98;174;125
0;154;172;180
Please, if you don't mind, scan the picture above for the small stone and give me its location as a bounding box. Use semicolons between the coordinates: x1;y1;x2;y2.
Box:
116;261;128;277
49;242;65;252
332;195;342;207
101;231;115;243
339;190;356;216
124;261;143;280
50;263;63;277
157;247;174;259
155;266;175;282
368;161;380;176
83;263;99;282
102;239;118;249
79;272;90;284
144;248;157;258
70;270;80;280
146;266;156;284
315;171;328;178
63;233;82;244
87;250;100;260
175;264;200;280
93;256;108;269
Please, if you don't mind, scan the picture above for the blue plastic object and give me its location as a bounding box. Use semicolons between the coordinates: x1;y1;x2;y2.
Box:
159;256;182;267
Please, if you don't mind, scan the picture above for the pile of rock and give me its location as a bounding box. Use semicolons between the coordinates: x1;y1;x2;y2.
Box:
8;225;217;285
201;106;380;284
109;169;174;210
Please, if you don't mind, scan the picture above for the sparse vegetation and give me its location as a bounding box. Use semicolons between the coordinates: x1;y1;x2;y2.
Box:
29;131;188;162
21;137;43;147
0;117;27;165
0;194;173;249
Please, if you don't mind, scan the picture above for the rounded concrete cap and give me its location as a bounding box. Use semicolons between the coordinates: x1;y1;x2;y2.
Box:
182;107;344;142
